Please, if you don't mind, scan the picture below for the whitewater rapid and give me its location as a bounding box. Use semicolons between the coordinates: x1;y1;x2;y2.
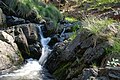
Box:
0;25;54;80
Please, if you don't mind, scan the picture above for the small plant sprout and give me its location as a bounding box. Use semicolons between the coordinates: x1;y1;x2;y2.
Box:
106;58;119;67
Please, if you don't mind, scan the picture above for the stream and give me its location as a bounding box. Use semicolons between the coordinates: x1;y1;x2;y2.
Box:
0;25;55;80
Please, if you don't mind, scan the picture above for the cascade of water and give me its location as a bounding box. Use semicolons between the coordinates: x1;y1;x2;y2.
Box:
60;28;65;38
60;28;66;41
0;25;54;80
37;25;52;65
38;25;51;47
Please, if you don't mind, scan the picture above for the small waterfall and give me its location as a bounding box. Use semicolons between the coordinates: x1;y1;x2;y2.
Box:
37;25;52;66
60;28;66;41
0;25;54;80
60;28;65;38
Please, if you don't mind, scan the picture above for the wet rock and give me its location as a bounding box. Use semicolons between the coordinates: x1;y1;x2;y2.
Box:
44;20;78;37
48;34;60;47
6;16;27;26
29;42;42;59
81;68;98;80
14;27;30;59
44;20;56;36
0;31;23;74
99;67;120;80
48;32;73;47
15;23;38;44
0;8;6;27
12;23;42;59
64;32;73;39
108;67;120;79
45;41;67;73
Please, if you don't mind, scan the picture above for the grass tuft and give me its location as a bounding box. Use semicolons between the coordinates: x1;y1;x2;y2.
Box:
82;16;115;35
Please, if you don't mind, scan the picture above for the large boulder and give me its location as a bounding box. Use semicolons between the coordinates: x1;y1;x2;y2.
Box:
0;8;6;27
14;26;30;59
15;23;38;44
29;42;42;59
0;31;23;74
14;23;41;59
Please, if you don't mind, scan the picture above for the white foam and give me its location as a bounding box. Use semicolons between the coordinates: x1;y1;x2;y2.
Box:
0;59;42;77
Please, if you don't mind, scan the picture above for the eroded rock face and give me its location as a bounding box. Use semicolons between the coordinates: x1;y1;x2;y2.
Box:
15;23;38;44
0;8;6;27
45;27;117;80
0;31;23;74
14;27;30;59
14;23;41;59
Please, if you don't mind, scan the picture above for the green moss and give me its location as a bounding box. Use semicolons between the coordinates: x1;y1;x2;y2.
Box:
65;17;78;22
12;51;23;69
69;32;77;41
16;50;24;61
106;39;120;55
14;50;23;66
6;50;23;67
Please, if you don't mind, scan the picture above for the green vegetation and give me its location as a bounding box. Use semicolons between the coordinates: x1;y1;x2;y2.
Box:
79;0;120;9
111;39;120;54
106;39;120;54
69;32;77;41
82;16;115;35
105;39;120;67
68;23;81;41
15;50;24;66
2;0;62;25
65;17;78;22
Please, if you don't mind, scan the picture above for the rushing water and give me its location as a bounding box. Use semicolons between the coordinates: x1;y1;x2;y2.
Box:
0;25;54;80
38;25;52;66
